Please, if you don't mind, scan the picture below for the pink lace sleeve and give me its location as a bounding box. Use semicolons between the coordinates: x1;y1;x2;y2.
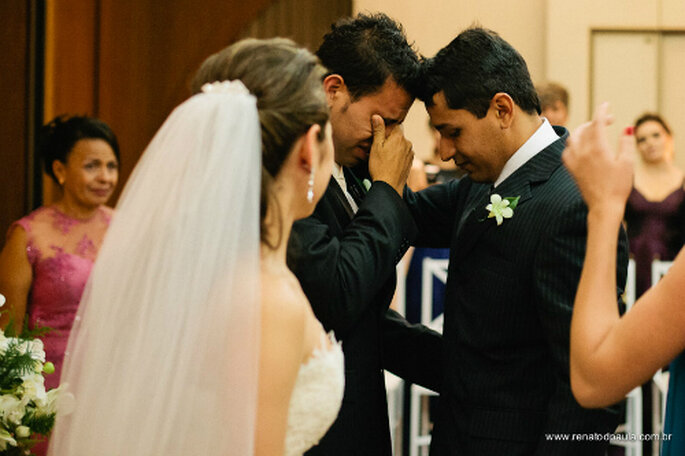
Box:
8;215;39;266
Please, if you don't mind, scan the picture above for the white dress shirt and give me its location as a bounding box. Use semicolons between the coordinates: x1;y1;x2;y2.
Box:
332;162;359;213
493;118;559;188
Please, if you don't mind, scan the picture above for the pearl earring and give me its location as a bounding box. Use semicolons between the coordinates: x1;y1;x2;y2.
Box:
306;170;314;203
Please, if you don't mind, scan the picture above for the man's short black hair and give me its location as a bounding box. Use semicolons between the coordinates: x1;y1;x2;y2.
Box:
420;27;541;118
316;12;420;99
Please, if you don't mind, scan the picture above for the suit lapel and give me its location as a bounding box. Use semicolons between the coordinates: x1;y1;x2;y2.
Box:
451;183;492;263
452;131;567;264
455;182;490;237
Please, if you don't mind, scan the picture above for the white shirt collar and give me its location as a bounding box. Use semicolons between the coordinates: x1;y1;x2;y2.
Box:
332;162;346;190
493;118;558;188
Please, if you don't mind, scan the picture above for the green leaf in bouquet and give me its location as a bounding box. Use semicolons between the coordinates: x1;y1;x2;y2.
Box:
1;313;51;340
22;411;55;436
2;319;17;339
0;342;40;391
0;446;26;456
17;321;51;341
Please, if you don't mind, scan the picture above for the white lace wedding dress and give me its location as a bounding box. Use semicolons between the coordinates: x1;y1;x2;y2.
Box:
284;332;345;456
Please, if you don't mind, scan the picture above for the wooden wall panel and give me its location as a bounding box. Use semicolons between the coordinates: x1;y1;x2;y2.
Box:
44;0;98;120
96;0;273;203
0;1;30;239
20;0;352;221
241;0;352;51
44;0;273;205
43;0;99;205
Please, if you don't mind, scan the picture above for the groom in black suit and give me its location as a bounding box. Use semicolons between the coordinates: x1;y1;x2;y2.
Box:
405;27;628;455
287;13;441;456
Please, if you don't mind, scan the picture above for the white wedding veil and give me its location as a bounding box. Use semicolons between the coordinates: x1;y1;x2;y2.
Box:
49;81;261;455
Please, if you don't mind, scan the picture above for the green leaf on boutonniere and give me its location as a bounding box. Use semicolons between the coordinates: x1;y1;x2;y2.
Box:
505;195;520;210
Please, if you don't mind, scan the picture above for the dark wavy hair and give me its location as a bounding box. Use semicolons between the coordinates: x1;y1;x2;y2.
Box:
316;12;421;99
635;112;672;136
420;27;541;118
40;115;120;184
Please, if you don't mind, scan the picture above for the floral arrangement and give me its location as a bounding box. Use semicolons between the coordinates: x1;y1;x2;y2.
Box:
0;294;60;455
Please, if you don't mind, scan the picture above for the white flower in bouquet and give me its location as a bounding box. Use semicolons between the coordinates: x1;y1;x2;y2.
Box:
0;325;62;454
0;429;16;452
35;388;63;417
21;374;48;406
0;395;27;426
14;426;30;439
16;338;46;363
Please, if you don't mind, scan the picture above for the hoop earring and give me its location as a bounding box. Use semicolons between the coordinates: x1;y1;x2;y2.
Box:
306;170;315;203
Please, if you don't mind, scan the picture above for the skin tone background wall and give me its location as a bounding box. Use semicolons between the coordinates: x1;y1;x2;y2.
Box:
3;0;684;238
354;0;685;168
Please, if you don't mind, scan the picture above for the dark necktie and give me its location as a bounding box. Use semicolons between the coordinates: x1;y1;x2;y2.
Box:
343;168;366;206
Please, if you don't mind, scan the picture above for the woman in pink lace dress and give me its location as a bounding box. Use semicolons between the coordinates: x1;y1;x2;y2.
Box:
0;115;119;393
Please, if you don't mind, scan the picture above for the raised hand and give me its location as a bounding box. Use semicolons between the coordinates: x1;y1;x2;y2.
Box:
562;103;634;220
367;114;414;196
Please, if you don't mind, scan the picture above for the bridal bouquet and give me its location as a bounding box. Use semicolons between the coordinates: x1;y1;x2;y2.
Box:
0;296;60;455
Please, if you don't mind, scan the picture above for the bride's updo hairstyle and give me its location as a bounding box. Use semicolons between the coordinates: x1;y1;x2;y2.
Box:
191;38;329;247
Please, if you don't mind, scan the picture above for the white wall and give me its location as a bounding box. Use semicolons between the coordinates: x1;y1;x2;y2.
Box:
547;0;685;167
546;0;682;125
353;0;685;166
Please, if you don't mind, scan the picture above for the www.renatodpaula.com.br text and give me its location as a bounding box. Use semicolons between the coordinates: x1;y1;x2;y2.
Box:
545;432;672;442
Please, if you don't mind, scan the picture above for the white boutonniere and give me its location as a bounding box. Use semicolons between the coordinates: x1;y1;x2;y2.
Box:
485;194;520;226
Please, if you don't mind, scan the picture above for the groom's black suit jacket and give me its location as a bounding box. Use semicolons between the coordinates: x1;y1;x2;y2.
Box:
405;127;628;455
288;171;441;455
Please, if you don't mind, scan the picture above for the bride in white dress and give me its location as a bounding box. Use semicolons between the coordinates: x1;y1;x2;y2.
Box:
48;38;343;456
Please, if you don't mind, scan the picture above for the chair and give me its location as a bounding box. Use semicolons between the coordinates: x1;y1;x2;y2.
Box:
386;259;410;454
385;370;405;456
408;258;447;456
649;260;673;456
610;259;674;456
610;259;643;456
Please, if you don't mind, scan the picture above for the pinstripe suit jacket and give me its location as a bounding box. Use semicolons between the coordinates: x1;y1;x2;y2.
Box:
288;177;424;456
405;127;628;455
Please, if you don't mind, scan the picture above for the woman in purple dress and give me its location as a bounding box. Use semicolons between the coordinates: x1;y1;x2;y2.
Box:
622;113;684;452
0;115;119;392
625;113;685;297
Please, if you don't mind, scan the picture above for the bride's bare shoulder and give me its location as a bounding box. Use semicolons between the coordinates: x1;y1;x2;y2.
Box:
260;268;309;329
260;268;325;361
